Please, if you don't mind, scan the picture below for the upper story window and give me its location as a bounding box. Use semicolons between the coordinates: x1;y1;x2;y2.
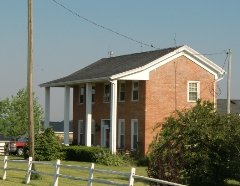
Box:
103;83;110;102
119;81;125;101
132;81;139;101
92;85;95;103
188;81;200;102
79;86;85;104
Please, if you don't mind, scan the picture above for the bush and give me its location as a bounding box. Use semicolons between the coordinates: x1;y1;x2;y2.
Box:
95;150;130;166
62;145;132;166
62;145;108;162
147;100;240;186
34;128;62;161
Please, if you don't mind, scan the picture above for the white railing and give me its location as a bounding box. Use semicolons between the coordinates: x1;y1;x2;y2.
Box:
2;156;186;186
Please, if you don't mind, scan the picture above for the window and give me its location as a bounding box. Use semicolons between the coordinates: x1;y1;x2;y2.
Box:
78;120;85;145
92;85;95;103
119;82;125;101
132;81;139;101
131;119;138;150
118;119;125;148
91;120;95;146
79;86;85;104
188;81;200;102
103;83;110;102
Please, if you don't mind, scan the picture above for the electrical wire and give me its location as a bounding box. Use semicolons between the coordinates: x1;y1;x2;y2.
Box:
51;0;158;49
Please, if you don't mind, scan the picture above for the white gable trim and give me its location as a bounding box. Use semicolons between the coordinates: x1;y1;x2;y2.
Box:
110;45;225;81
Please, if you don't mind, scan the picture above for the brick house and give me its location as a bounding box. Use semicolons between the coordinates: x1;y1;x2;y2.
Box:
40;45;225;154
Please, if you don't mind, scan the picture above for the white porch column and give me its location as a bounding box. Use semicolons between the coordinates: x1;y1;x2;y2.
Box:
110;80;117;154
85;83;92;147
44;87;50;129
64;86;70;145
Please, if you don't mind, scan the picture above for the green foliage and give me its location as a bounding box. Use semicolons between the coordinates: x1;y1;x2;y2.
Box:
34;128;62;161
62;145;107;162
147;100;240;186
62;146;132;166
95;150;131;166
0;88;43;137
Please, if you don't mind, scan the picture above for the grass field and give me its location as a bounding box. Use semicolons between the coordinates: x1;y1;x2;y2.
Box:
1;155;240;186
0;155;149;186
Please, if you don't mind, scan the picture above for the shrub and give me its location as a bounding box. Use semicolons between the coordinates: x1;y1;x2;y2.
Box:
147;100;240;186
62;145;107;162
34;128;62;161
95;150;129;166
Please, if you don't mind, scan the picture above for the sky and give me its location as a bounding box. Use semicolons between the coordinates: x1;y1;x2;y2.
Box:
0;0;239;121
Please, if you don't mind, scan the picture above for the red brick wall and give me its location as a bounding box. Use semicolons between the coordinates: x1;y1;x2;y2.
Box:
144;56;215;154
72;56;216;154
72;81;146;149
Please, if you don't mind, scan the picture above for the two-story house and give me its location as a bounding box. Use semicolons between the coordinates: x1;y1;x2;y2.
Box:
40;45;225;154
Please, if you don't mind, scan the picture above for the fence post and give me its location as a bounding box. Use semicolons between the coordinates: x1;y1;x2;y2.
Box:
25;157;33;184
88;163;94;186
2;156;8;180
128;167;135;186
53;159;60;186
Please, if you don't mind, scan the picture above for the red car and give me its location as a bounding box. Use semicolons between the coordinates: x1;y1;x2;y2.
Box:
5;137;27;156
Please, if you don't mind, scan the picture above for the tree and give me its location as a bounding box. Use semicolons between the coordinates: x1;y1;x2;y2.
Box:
0;88;43;138
147;100;240;186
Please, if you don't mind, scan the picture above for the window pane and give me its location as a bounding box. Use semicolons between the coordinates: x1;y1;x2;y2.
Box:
189;92;197;101
133;90;138;100
132;81;139;101
133;82;138;89
92;86;95;103
104;84;110;102
120;135;124;148
189;83;197;92
133;135;138;149
120;92;125;101
120;83;125;91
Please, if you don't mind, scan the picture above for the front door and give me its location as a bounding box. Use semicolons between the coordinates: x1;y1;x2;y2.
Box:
101;120;110;148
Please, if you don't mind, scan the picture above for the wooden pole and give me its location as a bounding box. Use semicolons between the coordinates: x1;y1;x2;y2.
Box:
27;0;35;162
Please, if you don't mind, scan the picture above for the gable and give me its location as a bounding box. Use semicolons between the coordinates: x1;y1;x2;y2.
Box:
111;45;225;81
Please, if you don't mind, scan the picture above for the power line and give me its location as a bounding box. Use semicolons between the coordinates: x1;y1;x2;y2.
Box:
51;0;158;49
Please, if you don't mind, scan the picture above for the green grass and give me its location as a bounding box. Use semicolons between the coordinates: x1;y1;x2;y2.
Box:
1;156;239;186
0;155;148;186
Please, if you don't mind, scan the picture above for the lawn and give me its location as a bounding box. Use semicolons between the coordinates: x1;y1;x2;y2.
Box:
1;155;239;186
0;155;149;186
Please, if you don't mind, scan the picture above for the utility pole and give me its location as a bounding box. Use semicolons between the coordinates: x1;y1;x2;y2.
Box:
227;49;232;114
27;0;35;162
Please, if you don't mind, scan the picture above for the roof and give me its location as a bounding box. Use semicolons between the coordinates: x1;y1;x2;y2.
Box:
49;121;73;132
217;99;240;115
40;45;225;87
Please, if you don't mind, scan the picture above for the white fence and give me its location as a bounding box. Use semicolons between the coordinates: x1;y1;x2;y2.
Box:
2;156;186;186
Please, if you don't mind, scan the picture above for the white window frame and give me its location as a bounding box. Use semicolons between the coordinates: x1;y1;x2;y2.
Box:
118;119;125;149
103;83;110;102
78;120;85;145
118;81;126;102
79;86;85;104
187;81;200;102
132;81;139;101
131;119;138;150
